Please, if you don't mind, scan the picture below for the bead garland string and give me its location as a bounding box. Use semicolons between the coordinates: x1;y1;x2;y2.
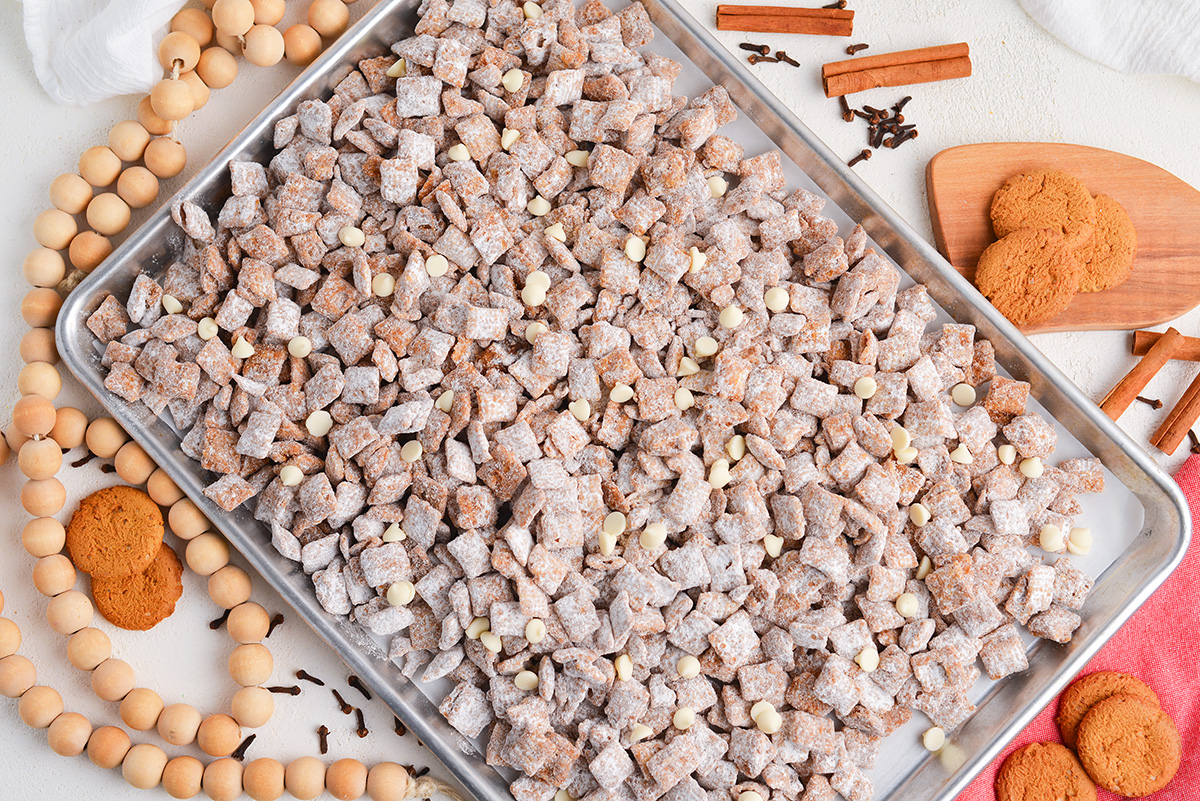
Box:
3;0;472;797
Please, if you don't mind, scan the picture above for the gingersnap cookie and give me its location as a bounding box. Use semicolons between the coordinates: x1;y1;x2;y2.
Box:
1078;194;1137;293
66;485;164;579
991;169;1098;254
92;543;184;631
1076;694;1180;797
974;227;1084;325
1056;670;1159;749
995;742;1097;801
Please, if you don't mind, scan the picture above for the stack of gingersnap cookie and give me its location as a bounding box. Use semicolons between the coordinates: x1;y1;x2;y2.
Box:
974;169;1137;325
64;485;184;631
997;671;1181;800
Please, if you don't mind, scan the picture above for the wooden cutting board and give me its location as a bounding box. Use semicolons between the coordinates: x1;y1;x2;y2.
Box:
926;142;1200;333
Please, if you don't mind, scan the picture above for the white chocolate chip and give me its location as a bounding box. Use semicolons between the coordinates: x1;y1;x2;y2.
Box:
425;254;449;277
629;724;654;743
197;317;218;340
287;336;312;358
674;388;695;411
527;195;551;216
677;357;700;377
231;336;255;359
609;383;634;403
855;646;879;672
624;236;647;262
522;284;546;306
890;425;911;452
708;458;731;489
749;701;773;722
162;294;183;314
763;534;783;558
639;523;667;551
997;443;1017;464
480;631;502;653
694;336;719;357
598;529;617;556
544;223;566;242
435;390;454;412
386;58;406;78
279;465;303;487
916;555;933;580
676;655;701;679
738;793;763;801
525;619;546;644
949;444;974;464
1019;457;1044;478
447;143;471;162
895;592;918;618
756;709;782;735
401;441;423;462
895;446;918;464
708;175;727;198
719;305;743;329
500;128;520;150
338;225;365;247
372;273;395;297
854;376;877;399
522;0;542;19
726;434;746;461
672;707;695;730
764;286;789;311
565;149;589;167
909;502;930;527
603;511;627;536
305;410;332;436
569;399;591;422
689;246;707;274
923;726;946;752
526;270;550;290
514;670;539;691
1039;524;1064;552
614;654;632;681
1067;527;1092;556
951;383;977;406
386;581;415;607
466;617;489;640
525;322;547;343
382;523;406;543
554;791;572;801
501;68;524;93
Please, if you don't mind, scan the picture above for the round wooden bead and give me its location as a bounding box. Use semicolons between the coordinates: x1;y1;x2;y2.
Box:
115;440;156;484
23;248;66;288
137;95;173;136
145;137;188;179
49;407;87;449
87;725;132;770
13;394;57;437
163;755;205;800
283;24;323;66
181;70;212;111
251;0;285;25
209;565;252;609
47;590;93;635
22;477;66;517
148;468;184;505
244;24;285;67
197;46;238;89
18;362;62;400
227;602;269;643
0;655;36;698
92;658;136;701
326;759;368;801
47;711;93;757
172;8;215;47
86;417;128;458
5;424;31;457
186;533;230;576
197;713;242;757
309;0;349;38
158;703;203;746
151;78;194;121
117;166;160;209
21;288;63;328
230;686;273;728
0;618;21;658
170;499;211;539
213;0;255;35
228;643;273;686
203;758;245;801
366;762;410;801
159;31;202;71
0;435;10;464
21;329;59;365
67;627;111;671
79;146;122;187
18;685;63;728
69;230;114;272
120;687;165;731
23;517;66;558
49;173;93;214
285;757;326;800
19;438;63;481
108;120;152;162
33;208;76;250
124;743;169;790
32;554;76;596
243;758;285;801
86;192;132;236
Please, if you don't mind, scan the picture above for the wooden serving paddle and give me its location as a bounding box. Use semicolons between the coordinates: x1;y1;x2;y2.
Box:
926;142;1200;334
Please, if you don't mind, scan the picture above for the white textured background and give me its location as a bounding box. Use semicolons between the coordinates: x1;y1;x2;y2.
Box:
1;0;1199;798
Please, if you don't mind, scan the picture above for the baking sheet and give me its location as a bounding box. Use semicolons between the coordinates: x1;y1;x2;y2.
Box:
55;1;1188;800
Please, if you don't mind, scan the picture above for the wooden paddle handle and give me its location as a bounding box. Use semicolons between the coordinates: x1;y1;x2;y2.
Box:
1099;327;1184;420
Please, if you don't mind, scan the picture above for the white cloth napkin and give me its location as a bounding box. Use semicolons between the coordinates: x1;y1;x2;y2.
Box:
1019;0;1200;83
19;0;186;106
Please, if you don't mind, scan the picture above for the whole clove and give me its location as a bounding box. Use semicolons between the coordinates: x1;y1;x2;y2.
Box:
775;51;800;68
208;609;231;631
822;0;847;7
331;688;354;715
889;129;919;149
394;717;407;737
355;708;369;738
317;725;329;755
99;463;116;474
747;54;779;65
231;734;256;762
1189;429;1200;454
267;685;301;695
846;43;869;55
1136;395;1164;410
71;453;95;468
413;767;430;778
893;95;913;113
737;42;770;55
265;613;284;638
347;675;373;701
847;149;871;167
839;95;853;123
296;670;325;686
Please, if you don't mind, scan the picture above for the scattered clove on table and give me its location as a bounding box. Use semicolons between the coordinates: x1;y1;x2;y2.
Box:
296;669;325;686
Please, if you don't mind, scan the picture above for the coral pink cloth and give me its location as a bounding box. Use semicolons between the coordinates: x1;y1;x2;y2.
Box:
958;455;1200;800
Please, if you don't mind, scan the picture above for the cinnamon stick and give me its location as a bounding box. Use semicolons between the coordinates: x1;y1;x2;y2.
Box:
716;5;854;36
1151;369;1200;454
1133;330;1200;362
821;43;971;97
1098;327;1183;420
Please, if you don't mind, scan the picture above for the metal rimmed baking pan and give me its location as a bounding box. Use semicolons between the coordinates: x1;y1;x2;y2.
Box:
56;1;1190;799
